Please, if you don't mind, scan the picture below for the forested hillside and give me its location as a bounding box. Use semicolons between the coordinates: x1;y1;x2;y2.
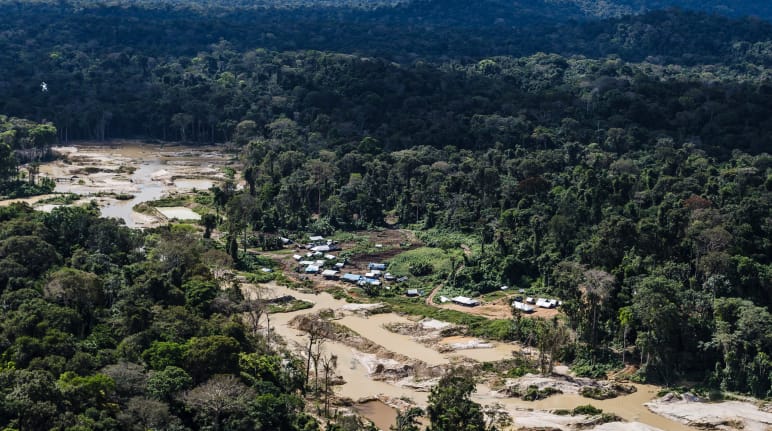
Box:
0;204;319;429
0;0;770;428
552;0;772;20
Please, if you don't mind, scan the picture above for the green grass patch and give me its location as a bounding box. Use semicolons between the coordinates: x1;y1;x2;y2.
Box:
268;299;313;314
384;297;516;341
146;195;190;207
571;361;617;379
338;235;397;260
194;192;214;206
385;297;486;326
246;271;276;283
572;405;602;416
480;290;511;301
328;286;356;303
414;229;479;251
270;248;296;255
469;319;517;341
222;167;236;179
387;247;459;277
237;252;278;272
38;193;80;205
133;202;156;215
330;231;369;242
520;385;563;401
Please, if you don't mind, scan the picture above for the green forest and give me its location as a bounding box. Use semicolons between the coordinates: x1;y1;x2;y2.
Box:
0;0;770;430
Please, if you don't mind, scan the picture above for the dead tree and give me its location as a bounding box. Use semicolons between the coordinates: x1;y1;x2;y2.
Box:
320;353;338;417
303;317;329;394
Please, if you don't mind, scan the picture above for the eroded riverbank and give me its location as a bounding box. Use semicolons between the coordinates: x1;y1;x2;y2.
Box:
241;281;742;431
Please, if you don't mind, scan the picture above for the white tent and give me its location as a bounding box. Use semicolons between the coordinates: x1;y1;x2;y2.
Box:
451;296;480;306
512;301;534;312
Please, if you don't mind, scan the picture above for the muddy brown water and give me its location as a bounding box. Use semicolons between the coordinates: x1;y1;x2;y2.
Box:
19;142;231;227
251;281;700;431
98;160;164;226
354;400;398;431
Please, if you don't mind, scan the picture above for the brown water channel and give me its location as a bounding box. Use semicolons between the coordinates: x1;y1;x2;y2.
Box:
253;282;699;431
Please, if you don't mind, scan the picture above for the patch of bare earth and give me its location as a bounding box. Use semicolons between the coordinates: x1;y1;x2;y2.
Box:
288;313;449;382
433;297;559;320
645;393;772;431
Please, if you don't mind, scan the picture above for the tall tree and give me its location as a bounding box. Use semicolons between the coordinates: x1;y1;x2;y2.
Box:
427;369;485;431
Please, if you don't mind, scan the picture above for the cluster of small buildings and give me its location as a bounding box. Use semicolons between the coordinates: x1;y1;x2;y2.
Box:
339;262;400;288
512;296;560;313
293;235;407;290
293;235;345;275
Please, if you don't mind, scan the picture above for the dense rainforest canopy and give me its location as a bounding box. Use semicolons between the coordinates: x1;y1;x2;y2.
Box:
0;0;770;429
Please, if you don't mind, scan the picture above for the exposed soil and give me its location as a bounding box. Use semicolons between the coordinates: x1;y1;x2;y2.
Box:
343;229;420;271
645;393;772;431
432;297;560;319
17;141;235;227
497;373;637;400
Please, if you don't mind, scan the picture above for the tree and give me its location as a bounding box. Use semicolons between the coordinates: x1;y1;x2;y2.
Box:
0;369;61;430
301;316;330;393
391;407;423;431
580;268;615;349
142;341;187;370
43;268;104;336
427;369;485;431
200;213;218;238
100;362;147;399
243;284;269;336
618;306;634;365
632;275;682;382
181;374;255;431
183;276;219;313
184;336;241;381
250;392;306;431
56;372;116;412
146;366;193;401
534;317;571;374
320;352;337;417
0;235;60;278
118;396;174;431
225;193;259;253
707;298;772;397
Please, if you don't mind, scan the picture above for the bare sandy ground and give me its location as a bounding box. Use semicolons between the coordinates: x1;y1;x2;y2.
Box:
646;393;772;431
2;141;234;227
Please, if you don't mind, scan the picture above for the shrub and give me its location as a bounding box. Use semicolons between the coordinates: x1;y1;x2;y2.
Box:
409;261;433;276
521;385;563;401
572;404;602;416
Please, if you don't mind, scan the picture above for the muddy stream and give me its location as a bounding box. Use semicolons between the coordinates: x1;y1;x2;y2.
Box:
248;282;699;431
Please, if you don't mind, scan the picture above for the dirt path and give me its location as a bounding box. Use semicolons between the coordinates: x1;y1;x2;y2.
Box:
425;284;442;306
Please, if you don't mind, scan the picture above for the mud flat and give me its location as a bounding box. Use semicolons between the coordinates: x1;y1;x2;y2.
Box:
27;141;233;227
247;282;433;404
247;282;760;431
645;393;772;431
